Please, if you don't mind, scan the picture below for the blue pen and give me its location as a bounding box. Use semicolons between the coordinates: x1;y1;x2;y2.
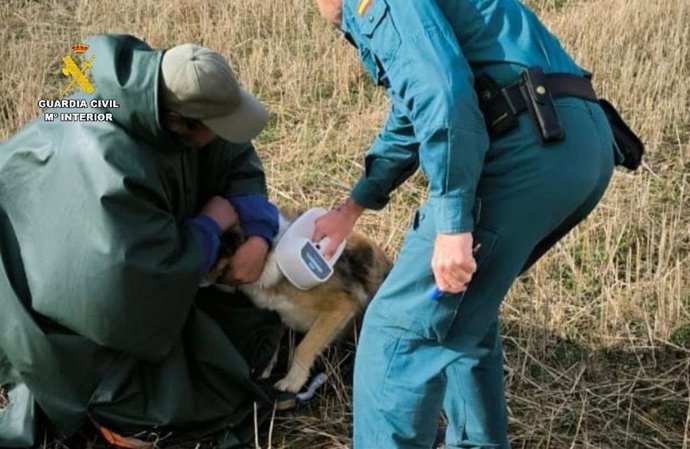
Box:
429;286;443;301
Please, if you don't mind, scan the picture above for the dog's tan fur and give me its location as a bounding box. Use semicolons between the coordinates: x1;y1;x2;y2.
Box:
206;211;391;393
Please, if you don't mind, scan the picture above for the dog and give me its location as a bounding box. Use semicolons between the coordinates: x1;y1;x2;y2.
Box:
203;210;391;393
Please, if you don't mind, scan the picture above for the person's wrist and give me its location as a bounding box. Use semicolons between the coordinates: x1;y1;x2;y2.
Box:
201;208;231;232
343;197;364;219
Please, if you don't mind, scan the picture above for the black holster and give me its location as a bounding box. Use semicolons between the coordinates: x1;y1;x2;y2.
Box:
520;67;565;144
475;73;519;137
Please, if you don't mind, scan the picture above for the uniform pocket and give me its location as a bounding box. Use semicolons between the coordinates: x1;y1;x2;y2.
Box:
359;0;389;36
373;200;497;342
358;0;401;65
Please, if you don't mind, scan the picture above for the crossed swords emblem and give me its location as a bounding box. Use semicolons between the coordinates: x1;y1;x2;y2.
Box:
61;53;95;96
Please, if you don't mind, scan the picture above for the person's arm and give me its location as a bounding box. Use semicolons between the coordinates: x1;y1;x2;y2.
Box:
65;181;211;361
200;140;279;242
357;0;489;233
186;214;222;273
221;194;278;285
312;101;419;257
204;140;269;196
227;194;279;246
200;139;279;284
350;101;420;210
186;195;239;273
340;1;483;292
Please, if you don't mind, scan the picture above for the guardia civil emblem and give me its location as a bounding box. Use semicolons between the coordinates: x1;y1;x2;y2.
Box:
61;43;95;96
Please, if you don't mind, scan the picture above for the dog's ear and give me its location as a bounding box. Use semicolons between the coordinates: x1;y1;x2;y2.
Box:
279;208;301;222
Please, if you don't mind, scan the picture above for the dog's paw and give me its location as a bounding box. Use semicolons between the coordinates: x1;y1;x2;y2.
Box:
274;363;309;393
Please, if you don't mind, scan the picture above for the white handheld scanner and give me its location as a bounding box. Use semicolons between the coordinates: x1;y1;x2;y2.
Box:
274;208;347;290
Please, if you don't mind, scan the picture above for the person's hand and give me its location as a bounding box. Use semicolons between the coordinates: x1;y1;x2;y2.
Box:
201;196;238;232
431;232;477;294
311;198;364;259
220;236;270;285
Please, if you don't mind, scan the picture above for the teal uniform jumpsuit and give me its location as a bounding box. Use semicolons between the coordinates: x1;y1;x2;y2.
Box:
340;1;615;447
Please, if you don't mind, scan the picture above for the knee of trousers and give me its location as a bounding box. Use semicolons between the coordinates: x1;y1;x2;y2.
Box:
353;326;451;448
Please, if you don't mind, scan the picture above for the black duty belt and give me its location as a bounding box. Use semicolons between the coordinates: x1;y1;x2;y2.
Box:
475;69;598;140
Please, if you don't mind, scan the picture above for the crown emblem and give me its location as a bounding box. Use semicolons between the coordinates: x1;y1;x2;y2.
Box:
71;43;89;54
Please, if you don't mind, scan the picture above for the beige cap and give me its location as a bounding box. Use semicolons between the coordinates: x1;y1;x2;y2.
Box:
160;43;268;143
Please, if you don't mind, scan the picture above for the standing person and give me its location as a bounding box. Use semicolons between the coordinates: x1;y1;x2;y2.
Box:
311;1;615;447
0;34;284;447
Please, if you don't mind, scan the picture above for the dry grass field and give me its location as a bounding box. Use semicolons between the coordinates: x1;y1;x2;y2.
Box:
1;0;689;448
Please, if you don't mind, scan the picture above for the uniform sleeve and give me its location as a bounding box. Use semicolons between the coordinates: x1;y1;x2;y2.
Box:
354;0;489;232
350;102;419;210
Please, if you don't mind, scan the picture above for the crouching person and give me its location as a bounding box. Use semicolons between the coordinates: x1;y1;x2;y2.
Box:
0;34;284;448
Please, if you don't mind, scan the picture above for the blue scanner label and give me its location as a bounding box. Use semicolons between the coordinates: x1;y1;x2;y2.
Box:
301;243;331;280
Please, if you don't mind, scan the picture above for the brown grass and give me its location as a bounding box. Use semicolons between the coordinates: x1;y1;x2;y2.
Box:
1;0;689;447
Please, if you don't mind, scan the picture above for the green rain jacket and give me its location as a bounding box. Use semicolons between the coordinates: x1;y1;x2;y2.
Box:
0;34;281;445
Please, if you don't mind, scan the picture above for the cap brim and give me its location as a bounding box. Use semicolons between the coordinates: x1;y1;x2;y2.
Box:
202;89;269;143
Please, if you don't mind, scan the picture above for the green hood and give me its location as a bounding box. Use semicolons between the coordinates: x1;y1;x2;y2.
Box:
81;34;170;148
